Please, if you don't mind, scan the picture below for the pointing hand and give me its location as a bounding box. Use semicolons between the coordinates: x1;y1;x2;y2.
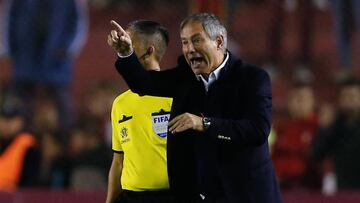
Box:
107;20;133;56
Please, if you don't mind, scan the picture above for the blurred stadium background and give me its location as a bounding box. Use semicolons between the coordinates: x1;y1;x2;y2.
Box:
1;0;360;202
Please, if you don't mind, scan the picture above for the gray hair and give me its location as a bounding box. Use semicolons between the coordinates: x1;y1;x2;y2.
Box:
180;13;227;53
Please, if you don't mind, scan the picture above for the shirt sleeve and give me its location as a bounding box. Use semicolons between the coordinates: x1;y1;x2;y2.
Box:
111;98;123;152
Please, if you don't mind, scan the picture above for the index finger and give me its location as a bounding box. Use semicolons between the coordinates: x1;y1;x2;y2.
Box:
110;20;126;34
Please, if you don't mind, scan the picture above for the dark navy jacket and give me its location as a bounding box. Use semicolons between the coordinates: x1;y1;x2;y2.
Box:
116;52;282;203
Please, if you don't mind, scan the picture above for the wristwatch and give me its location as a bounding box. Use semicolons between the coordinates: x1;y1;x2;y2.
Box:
202;117;211;130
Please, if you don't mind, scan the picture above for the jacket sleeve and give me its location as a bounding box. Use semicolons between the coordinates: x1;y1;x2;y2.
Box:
115;53;185;98
207;68;272;147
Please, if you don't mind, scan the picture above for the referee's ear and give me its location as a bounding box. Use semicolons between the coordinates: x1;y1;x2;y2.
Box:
147;46;155;56
145;46;156;60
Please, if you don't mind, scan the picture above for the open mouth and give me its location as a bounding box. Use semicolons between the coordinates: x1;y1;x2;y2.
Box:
189;56;204;67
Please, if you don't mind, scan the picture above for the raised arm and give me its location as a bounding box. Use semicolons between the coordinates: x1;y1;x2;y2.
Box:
108;20;189;98
107;20;133;56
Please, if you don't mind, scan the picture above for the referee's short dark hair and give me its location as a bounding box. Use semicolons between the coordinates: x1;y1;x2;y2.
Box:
127;20;169;61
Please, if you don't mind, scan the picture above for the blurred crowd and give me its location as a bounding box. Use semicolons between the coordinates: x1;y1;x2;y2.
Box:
271;79;360;194
0;79;118;191
0;0;360;196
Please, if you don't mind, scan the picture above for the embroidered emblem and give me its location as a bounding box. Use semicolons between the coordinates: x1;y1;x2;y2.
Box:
121;127;128;138
152;109;170;138
120;127;130;144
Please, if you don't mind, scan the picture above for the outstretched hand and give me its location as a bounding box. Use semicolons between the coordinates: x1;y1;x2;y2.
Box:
168;113;204;134
107;20;133;56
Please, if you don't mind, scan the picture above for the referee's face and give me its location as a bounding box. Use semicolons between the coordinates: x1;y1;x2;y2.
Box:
127;29;148;69
180;21;224;77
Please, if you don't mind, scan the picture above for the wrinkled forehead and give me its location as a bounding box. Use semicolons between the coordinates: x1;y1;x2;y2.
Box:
180;21;206;37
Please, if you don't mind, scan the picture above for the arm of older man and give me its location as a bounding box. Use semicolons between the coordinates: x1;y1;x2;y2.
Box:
107;20;133;56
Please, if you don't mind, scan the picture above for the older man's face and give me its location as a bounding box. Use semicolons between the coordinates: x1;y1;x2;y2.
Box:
180;21;223;76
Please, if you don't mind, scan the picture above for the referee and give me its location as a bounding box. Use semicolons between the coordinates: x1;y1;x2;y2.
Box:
105;20;173;203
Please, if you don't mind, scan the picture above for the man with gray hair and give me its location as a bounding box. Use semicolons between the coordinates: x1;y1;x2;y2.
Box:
108;12;282;203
